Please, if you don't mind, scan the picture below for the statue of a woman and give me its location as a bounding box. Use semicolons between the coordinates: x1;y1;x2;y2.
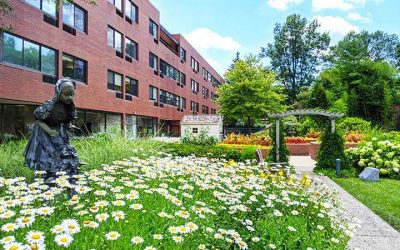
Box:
24;78;79;186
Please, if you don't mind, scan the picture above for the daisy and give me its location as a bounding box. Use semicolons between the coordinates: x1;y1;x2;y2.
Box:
26;231;45;244
153;234;163;240
1;223;18;232
95;213;109;222
20;208;36;216
111;211;125;221
0;210;16;219
61;219;81;235
198;244;206;250
3;242;24;250
317;225;324;230
16;216;35;228
129;204;143;210
51;225;64;234
0;236;15;245
178;226;190;234
55;234;73;247
28;243;46;250
237;240;248;250
95;200;109;207
89;206;99;213
131;236;144;245
36;207;54;216
172;235;183;243
186;222;198;232
168;226;178;234
287;226;297;232
144;246;157;250
112;200;125;206
105;231;121;241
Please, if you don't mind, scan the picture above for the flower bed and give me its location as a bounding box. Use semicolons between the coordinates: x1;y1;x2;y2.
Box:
0;156;354;249
346;138;400;178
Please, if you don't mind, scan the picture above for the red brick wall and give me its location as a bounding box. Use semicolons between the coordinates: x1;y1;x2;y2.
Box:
0;0;222;126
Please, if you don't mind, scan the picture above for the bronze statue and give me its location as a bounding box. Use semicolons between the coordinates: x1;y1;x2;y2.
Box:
24;78;79;188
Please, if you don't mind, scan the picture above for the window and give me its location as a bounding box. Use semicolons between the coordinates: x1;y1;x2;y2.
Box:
1;33;57;76
125;76;138;96
125;37;138;60
125;0;138;23
192;127;198;134
25;0;57;18
108;0;122;11
107;26;122;52
107;70;122;92
181;97;186;109
159;89;166;104
211;108;216;114
149;52;158;71
202;86;209;98
190;101;199;112
149;85;158;101
190;79;199;93
160;59;179;82
149;19;158;41
180;47;186;62
202;105;209;114
191;57;199;72
63;3;87;33
62;54;87;82
180;72;186;85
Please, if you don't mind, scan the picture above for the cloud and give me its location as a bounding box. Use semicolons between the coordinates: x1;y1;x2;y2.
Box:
312;0;365;11
267;0;304;10
205;57;223;75
315;16;360;40
347;12;372;23
185;28;242;52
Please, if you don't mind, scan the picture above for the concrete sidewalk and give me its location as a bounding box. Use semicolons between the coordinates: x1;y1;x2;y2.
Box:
289;156;400;250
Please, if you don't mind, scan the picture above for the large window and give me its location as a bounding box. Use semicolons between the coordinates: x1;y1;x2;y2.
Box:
160;90;180;106
160;59;179;82
108;0;122;11
180;47;186;62
190;79;199;93
149;85;158;101
180;72;186;86
1;33;57;76
107;26;122;52
63;3;87;33
191;57;199;72
25;0;57;18
125;0;138;23
149;19;158;41
107;70;122;92
63;54;86;82
149;52;158;71
125;37;138;60
125;76;138;96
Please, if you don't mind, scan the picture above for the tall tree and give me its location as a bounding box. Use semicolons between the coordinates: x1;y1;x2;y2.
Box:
261;14;330;104
331;30;400;66
227;52;240;73
217;55;284;131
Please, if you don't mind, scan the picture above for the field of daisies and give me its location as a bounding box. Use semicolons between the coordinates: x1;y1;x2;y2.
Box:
1;151;356;249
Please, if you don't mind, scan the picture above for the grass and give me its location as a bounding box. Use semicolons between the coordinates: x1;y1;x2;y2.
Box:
333;177;400;231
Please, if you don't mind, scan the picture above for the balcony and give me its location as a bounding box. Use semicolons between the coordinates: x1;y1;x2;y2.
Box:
160;25;179;56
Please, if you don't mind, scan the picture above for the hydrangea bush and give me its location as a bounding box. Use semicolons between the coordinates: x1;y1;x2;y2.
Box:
1;156;355;249
346;137;400;178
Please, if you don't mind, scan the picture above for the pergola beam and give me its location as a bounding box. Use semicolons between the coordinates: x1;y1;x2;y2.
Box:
268;109;344;119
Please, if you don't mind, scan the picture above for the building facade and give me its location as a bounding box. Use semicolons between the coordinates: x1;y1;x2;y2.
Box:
0;0;223;140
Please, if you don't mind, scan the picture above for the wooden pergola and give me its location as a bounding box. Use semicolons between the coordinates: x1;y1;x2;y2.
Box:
267;109;344;162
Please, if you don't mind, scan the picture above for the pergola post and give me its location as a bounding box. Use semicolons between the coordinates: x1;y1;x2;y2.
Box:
331;118;335;133
276;119;280;162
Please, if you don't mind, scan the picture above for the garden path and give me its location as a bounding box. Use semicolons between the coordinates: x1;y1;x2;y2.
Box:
289;156;400;250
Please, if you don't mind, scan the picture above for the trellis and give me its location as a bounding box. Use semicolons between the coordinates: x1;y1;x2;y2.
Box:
267;109;344;162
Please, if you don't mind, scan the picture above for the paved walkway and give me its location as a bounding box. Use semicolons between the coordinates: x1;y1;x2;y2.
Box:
289;156;400;250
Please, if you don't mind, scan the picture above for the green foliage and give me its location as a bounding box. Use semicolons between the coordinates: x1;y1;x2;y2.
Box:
337;117;372;134
166;143;243;161
315;129;346;170
282;115;301;136
181;129;218;146
298;117;320;135
218;55;284;127
261;14;330;104
329;98;348;115
267;121;289;162
239;145;258;161
307;83;330;129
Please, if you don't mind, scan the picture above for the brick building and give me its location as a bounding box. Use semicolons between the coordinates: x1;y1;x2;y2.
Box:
0;0;223;140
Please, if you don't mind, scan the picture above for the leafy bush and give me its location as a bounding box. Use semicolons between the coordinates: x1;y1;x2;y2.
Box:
346;138;400;179
166;143;243;161
338;117;371;134
298;117;320;136
315;129;347;170
181;129;219;146
267;121;289;162
222;132;271;146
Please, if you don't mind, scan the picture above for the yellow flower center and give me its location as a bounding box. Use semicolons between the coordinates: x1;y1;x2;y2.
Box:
61;237;68;243
32;234;41;240
22;218;30;223
68;225;75;229
10;246;20;250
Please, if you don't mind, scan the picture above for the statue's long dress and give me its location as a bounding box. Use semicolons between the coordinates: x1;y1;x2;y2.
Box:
24;102;79;177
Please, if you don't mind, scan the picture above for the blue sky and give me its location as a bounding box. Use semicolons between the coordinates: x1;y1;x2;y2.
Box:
150;0;400;77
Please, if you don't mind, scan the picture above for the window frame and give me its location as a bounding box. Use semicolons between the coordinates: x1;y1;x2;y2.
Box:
149;52;158;71
125;0;138;23
149;85;158;101
107;26;123;53
149;19;158;41
62;53;87;83
25;0;57;19
125;76;138;96
107;70;122;92
62;2;87;33
180;47;186;62
125;37;138;60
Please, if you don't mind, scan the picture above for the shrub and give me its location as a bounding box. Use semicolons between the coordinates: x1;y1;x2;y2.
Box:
338;117;371;134
166;143;243;161
181;129;218;146
315;129;347;170
298;117;320;136
267;121;289;163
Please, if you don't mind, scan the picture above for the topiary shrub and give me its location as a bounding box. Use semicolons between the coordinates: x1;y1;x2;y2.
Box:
315;129;347;170
267;120;289;163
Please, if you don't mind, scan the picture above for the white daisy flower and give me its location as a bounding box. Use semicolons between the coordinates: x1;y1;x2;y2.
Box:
1;223;18;232
105;231;121;241
131;236;144;245
55;234;73;247
26;230;45;244
61;219;80;235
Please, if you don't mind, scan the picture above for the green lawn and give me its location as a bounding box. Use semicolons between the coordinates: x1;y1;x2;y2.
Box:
333;177;400;231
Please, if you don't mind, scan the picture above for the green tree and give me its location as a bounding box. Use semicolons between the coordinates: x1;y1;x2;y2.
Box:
261;14;330;104
217;55;284;131
227;52;240;73
307;82;330;129
315;129;346;170
331;30;400;66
